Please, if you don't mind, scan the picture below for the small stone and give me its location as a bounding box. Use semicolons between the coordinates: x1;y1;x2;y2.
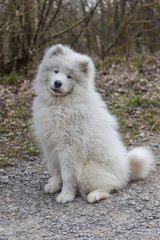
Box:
144;202;152;209
154;143;159;147
30;157;38;161
55;218;63;223
141;196;149;201
0;169;6;175
8;206;19;212
129;140;133;145
0;176;9;183
127;200;136;206
55;237;62;240
139;132;145;138
135;207;142;212
127;226;132;230
79;233;85;237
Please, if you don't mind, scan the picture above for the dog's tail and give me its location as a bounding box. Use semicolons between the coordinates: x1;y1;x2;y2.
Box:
127;147;155;180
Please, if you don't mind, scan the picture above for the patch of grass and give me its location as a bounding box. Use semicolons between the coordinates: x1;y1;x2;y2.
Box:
95;55;122;69
14;106;30;120
104;55;122;65
146;98;159;106
107;91;160;137
0;159;12;168
127;94;159;108
127;95;143;106
143;111;160;129
147;57;156;64
1;136;40;161
131;53;145;69
0;128;10;136
3;72;20;84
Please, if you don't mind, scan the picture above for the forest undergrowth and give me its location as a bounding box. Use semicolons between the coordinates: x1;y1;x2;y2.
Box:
0;54;159;168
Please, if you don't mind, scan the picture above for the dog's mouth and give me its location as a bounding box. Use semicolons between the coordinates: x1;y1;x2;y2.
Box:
53;88;62;93
48;85;73;96
48;85;63;94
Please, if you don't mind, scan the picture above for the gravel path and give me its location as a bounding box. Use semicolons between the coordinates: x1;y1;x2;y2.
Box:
0;135;160;240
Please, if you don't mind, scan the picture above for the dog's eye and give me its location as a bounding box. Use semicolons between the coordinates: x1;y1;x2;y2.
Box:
67;75;72;79
55;70;59;74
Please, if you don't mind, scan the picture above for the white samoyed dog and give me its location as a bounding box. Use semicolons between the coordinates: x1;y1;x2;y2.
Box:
32;44;154;203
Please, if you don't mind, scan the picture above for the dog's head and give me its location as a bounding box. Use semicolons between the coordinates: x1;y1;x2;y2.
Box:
34;44;95;99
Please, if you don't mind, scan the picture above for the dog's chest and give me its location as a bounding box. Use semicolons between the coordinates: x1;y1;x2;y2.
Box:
38;105;86;145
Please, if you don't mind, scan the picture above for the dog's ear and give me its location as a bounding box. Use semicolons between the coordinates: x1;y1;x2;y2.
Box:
51;44;64;56
79;61;89;74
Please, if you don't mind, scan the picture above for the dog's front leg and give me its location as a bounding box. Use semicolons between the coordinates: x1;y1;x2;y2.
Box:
56;152;77;203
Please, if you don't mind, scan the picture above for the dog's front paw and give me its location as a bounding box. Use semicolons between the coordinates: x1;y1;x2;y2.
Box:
56;192;75;204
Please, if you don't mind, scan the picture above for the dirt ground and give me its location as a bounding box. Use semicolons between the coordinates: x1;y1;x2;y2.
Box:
0;55;160;239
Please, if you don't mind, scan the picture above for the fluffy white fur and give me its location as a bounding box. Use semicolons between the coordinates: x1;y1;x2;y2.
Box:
32;44;154;203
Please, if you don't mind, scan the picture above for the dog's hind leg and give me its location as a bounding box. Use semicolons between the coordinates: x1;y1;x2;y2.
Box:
79;162;120;203
87;189;110;203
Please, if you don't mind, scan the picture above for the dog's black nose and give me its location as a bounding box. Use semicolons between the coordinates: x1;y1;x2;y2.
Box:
54;80;62;88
